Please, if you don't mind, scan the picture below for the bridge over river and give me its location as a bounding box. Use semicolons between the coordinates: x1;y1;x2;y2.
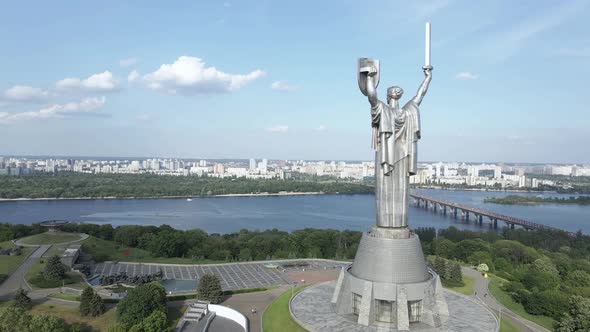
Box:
410;193;574;235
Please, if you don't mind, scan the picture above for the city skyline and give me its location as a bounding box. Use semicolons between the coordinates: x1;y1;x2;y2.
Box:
1;1;590;163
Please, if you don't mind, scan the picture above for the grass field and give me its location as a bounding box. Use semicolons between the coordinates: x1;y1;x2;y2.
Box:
30;303;116;331
488;275;555;330
445;275;475;296
48;293;81;302
19;232;83;245
500;316;520;332
167;306;186;330
262;285;307;332
0;241;34;276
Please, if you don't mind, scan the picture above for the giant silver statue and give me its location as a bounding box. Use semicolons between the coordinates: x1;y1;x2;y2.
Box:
358;60;432;228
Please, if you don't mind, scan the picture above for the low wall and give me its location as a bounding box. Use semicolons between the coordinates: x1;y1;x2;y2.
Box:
208;304;248;332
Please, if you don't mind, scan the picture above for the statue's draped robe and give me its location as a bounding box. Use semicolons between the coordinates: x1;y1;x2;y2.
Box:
371;100;420;228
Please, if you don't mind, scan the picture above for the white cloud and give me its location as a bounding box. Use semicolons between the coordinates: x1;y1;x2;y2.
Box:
266;125;288;133
55;71;119;92
120;57;139;67
142;56;264;95
128;70;140;83
271;81;297;92
316;125;326;131
3;85;49;102
455;72;478;80
0;97;106;124
412;0;451;19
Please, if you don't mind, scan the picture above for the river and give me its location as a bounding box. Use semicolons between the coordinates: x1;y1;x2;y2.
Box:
0;189;588;234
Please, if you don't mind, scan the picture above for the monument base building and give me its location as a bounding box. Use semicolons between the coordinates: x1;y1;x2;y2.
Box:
330;226;448;330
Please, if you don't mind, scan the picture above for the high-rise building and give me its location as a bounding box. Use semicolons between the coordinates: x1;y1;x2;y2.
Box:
249;158;256;171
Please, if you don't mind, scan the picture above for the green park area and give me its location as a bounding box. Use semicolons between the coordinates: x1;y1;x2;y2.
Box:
18;232;83;245
30;304;116;331
262;285;307;332
445;274;474;296
0;241;34;279
488;275;555;330
25;247;87;290
500;317;519;332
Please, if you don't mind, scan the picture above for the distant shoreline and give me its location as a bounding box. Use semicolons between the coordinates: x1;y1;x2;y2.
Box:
413;186;557;194
0;191;338;203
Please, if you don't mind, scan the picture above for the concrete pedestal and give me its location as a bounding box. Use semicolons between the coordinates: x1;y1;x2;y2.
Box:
331;226;449;331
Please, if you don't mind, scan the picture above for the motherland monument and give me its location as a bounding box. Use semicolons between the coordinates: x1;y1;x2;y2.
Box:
330;22;450;330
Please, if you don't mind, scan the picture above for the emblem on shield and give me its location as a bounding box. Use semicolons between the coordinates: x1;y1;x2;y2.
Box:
358;58;380;96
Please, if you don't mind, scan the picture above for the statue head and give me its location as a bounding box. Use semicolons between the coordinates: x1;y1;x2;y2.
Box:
387;86;404;101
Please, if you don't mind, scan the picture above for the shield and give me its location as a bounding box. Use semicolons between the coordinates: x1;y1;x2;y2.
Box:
358;58;380;96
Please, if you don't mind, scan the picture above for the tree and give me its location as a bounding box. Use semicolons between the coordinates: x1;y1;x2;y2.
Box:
106;323;128;332
0;307;30;332
448;261;463;286
476;263;489;273
555;296;590;332
566;270;590;288
80;287;105;317
141;310;168;332
117;282;167;327
28;314;69;332
433;256;446;276
43;255;66;281
13;288;32;310
197;273;223;304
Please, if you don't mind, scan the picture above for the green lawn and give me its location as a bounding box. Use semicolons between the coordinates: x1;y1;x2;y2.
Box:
47;293;81;302
19;231;83;245
500;316;520;332
0;241;34;276
167;306;186;330
445;275;475;296
25;258;87;290
262;285;307;332
488;275;555;330
30;303;116;331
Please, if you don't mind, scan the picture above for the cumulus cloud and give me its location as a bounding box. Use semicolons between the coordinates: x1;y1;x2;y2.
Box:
142;56;264;95
266;125;289;133
455;72;478;80
0;97;106;124
128;70;140;83
316;125;326;131
3;85;49;102
120;57;139;67
55;71;119;92
271;81;297;92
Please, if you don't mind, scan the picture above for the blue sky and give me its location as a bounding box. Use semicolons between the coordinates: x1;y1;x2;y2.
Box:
0;0;589;163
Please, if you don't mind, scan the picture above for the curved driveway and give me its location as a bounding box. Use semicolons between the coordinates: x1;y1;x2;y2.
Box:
0;245;50;300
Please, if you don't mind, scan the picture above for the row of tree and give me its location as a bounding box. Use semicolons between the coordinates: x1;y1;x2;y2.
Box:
0;172;373;199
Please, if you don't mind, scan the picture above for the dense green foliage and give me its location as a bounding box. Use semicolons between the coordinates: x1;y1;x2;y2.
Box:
196;273;223;304
428;256;463;287
484;195;590;205
63;223;363;261
0;223;44;242
0;173;372;199
12;288;32;310
43;255;66;281
554;296;590;332
0;306;77;332
116;282;167;328
422;227;590;322
79;287;105;317
131;310;168;332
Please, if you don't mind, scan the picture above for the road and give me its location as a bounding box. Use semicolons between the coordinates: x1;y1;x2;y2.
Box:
463;268;551;332
0;245;50;300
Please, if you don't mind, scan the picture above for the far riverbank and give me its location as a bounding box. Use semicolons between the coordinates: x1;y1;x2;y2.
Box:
0;191;337;203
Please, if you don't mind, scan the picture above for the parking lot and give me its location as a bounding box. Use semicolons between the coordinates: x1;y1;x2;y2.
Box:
91;259;345;291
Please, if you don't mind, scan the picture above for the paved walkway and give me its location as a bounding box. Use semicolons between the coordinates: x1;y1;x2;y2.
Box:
290;281;498;332
0;245;50;300
463;268;551;332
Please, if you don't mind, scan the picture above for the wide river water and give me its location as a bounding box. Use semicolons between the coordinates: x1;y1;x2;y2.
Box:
0;189;588;234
